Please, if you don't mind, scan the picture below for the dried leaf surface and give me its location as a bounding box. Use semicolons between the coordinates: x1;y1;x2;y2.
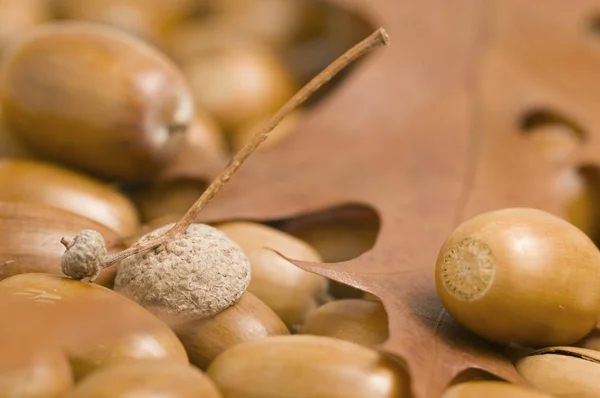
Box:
189;0;600;396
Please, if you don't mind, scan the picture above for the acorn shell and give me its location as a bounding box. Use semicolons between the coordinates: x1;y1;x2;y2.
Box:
1;21;193;180
173;292;289;370
516;346;600;398
435;208;600;347
206;335;408;398
0;273;188;381
66;360;221;398
0;159;139;237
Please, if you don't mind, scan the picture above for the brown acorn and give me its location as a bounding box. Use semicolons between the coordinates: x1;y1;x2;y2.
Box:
0;201;123;286
65;360;221;398
207;335;408;398
216;222;329;330
1;22;194;180
298;299;388;347
0;0;50;53
172;291;289;370
182;41;296;133
56;0;203;47
209;0;324;48
0;159;139;237
0;342;73;398
0;273;188;381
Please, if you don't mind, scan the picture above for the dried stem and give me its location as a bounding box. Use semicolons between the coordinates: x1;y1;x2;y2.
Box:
99;27;390;269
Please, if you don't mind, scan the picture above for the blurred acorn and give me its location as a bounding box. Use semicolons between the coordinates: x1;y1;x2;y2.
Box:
1;22;194;180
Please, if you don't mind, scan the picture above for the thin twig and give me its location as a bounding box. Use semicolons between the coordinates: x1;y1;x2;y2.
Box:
99;27;390;269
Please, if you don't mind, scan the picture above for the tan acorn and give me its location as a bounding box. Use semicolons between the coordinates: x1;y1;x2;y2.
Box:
217;221;329;330
65;360;221;398
299;299;388;347
0;342;73;398
207;335;408;398
516;346;600;398
442;381;553;398
0;159;139;237
172;292;289;370
0;273;188;381
1;21;194;180
182;42;297;133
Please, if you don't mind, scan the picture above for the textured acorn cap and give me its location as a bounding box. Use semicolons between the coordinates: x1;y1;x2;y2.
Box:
114;223;251;320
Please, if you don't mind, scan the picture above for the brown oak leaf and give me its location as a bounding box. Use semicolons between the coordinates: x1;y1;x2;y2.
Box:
186;0;600;396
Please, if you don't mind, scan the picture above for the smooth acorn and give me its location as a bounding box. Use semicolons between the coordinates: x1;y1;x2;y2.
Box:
207;335;408;398
217;221;330;330
298;299;388;347
516;346;600;397
0;273;188;381
66;360;221;398
442;381;553;398
182;42;297;133
1;22;193;180
0;201;122;286
0;159;139;237
435;207;600;347
57;0;201;47
0;342;73;398
0;0;50;53
0;107;32;158
209;0;323;48
172;291;289;370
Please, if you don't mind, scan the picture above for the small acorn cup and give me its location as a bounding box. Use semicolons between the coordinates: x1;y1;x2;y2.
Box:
516;346;600;398
0;21;194;180
57;28;390;323
435;207;600;347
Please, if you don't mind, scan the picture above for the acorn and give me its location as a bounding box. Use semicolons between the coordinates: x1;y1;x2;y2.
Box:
0;342;73;398
298;299;388;347
216;221;330;330
209;0;324;48
65;360;221;398
0;0;50;53
0;273;188;381
435;207;600;347
0;22;194;180
516;346;600;397
182;41;297;133
0;159;139;237
442;381;553;398
0;201;122;286
172;291;289;370
206;335;408;398
54;0;202;47
0;106;31;158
